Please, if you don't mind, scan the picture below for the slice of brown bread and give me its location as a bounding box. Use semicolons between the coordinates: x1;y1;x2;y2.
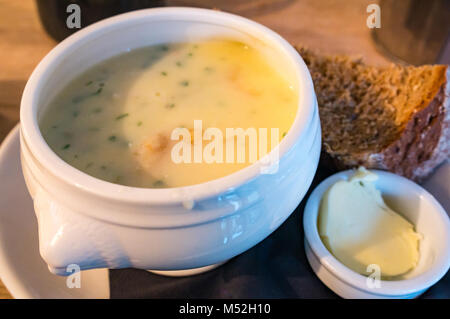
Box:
296;46;449;181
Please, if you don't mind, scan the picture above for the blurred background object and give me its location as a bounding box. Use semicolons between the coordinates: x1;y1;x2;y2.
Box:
372;0;450;65
35;0;450;64
36;0;167;42
166;0;294;17
36;0;295;42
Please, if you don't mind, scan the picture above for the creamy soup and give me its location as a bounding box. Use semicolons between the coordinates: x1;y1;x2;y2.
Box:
40;40;298;188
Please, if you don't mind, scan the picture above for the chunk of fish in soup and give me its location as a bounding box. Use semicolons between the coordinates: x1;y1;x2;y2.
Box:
40;40;298;188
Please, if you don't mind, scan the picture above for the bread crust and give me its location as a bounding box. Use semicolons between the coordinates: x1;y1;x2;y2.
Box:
343;66;449;181
411;67;450;180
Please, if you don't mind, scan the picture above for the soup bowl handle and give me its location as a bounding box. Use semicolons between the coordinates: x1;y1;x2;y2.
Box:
32;188;125;275
21;138;125;275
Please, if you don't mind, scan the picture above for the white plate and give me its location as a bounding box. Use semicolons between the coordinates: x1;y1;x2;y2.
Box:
0;125;448;298
0;125;109;299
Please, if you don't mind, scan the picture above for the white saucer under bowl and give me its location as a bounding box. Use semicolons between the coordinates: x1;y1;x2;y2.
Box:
0;125;448;298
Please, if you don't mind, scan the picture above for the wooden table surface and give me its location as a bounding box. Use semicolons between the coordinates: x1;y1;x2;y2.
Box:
0;0;388;299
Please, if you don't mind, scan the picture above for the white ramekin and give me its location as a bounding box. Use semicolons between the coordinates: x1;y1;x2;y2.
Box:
304;169;450;299
20;7;320;275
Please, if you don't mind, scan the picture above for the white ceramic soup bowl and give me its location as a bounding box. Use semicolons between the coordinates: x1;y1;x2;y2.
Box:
20;7;320;275
304;169;450;299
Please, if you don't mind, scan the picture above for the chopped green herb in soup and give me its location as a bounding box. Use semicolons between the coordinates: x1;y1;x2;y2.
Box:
40;40;298;188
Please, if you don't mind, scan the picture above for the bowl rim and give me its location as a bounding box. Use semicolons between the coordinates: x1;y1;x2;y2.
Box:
20;7;316;204
303;168;450;296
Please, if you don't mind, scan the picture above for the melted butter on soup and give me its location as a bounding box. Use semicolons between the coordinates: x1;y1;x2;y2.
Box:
40;40;298;188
